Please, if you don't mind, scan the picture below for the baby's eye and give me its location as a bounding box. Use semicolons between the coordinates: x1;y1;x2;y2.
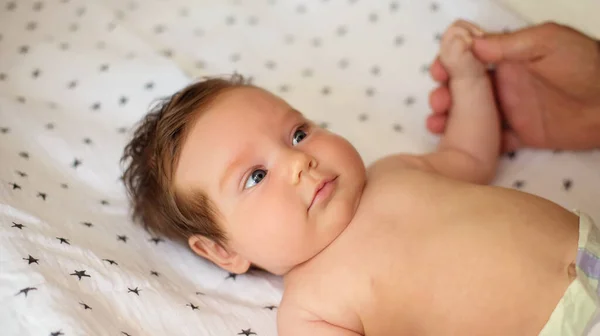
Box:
292;126;308;146
244;169;267;189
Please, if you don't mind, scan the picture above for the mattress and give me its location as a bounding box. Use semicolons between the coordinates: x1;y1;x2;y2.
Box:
1;0;599;335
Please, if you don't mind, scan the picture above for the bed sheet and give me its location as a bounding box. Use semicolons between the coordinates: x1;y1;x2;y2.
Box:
1;0;599;335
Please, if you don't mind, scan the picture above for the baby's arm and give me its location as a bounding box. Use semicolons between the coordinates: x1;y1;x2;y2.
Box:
423;20;501;184
377;21;501;184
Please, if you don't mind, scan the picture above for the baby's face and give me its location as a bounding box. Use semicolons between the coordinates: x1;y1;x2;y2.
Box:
175;87;366;274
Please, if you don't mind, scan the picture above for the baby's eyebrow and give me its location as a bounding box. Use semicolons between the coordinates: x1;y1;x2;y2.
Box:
219;152;246;193
289;108;302;117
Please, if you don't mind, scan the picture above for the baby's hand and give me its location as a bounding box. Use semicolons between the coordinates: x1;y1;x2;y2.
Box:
439;20;487;79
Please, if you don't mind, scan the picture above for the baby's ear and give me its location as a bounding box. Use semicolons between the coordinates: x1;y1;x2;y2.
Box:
188;235;250;274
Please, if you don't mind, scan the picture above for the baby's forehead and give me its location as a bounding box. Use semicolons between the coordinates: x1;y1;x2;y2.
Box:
206;87;304;124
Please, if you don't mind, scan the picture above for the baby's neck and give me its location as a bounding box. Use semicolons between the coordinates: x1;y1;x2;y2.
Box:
282;214;360;282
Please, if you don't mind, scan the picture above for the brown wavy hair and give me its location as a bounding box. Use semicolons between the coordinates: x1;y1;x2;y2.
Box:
120;74;250;246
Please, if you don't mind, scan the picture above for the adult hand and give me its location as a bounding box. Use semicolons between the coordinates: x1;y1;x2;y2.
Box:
427;22;600;151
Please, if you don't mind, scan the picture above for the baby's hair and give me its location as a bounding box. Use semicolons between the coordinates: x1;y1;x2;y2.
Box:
121;74;251;246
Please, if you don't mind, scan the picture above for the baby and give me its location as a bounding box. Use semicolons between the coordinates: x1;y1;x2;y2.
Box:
121;21;599;335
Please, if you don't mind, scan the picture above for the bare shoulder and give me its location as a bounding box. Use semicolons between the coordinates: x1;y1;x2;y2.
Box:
278;296;363;336
368;154;432;174
366;154;440;184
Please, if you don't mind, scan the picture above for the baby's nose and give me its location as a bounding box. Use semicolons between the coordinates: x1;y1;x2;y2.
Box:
289;152;317;185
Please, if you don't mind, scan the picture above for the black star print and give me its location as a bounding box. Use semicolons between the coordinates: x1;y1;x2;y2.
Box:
506;151;516;160
72;158;82;168
26;21;38;30
366;87;375;97
33;1;43;11
79;302;92;310
37;192;47;200
226;272;238;280
0;127;9;133
119;96;128;105
128;287;141;295
57;237;70;245
264;305;277;310
100;200;110;205
19;45;29;54
6;2;16;11
371;66;380;76
563;179;573;191
195;291;205;295
103;259;118;265
16;170;27;177
238;329;257;336
150;271;160;277
393;124;403;132
82;137;93;145
91;102;101;110
61;183;69;189
107;22;117;31
19;151;30;159
161;49;173;58
430;2;439;11
67;80;77;89
23;255;39;264
9;182;21;190
144;82;154;90
154;24;165;34
17;96;26;103
404;96;416;106
31;68;41;78
12;222;25;229
59;42;69;50
15;287;37;297
319;122;329;129
99;63;109;72
186;303;199;310
117;235;128;243
46;122;55;130
0;73;6;81
265;60;276;70
50;331;64;336
70;270;91;280
394;36;404;46
149;237;164;245
81;221;93;227
117;127;128;134
321;86;331;95
513;180;525;189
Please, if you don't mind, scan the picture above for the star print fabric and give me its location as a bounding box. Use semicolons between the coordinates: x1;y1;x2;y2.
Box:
1;0;599;335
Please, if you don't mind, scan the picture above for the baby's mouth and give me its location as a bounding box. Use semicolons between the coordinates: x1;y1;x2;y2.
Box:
308;176;338;212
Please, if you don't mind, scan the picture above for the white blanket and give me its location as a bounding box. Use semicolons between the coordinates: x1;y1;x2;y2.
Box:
1;0;599;335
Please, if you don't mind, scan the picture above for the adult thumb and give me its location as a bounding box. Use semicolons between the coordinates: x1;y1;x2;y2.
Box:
472;23;555;63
